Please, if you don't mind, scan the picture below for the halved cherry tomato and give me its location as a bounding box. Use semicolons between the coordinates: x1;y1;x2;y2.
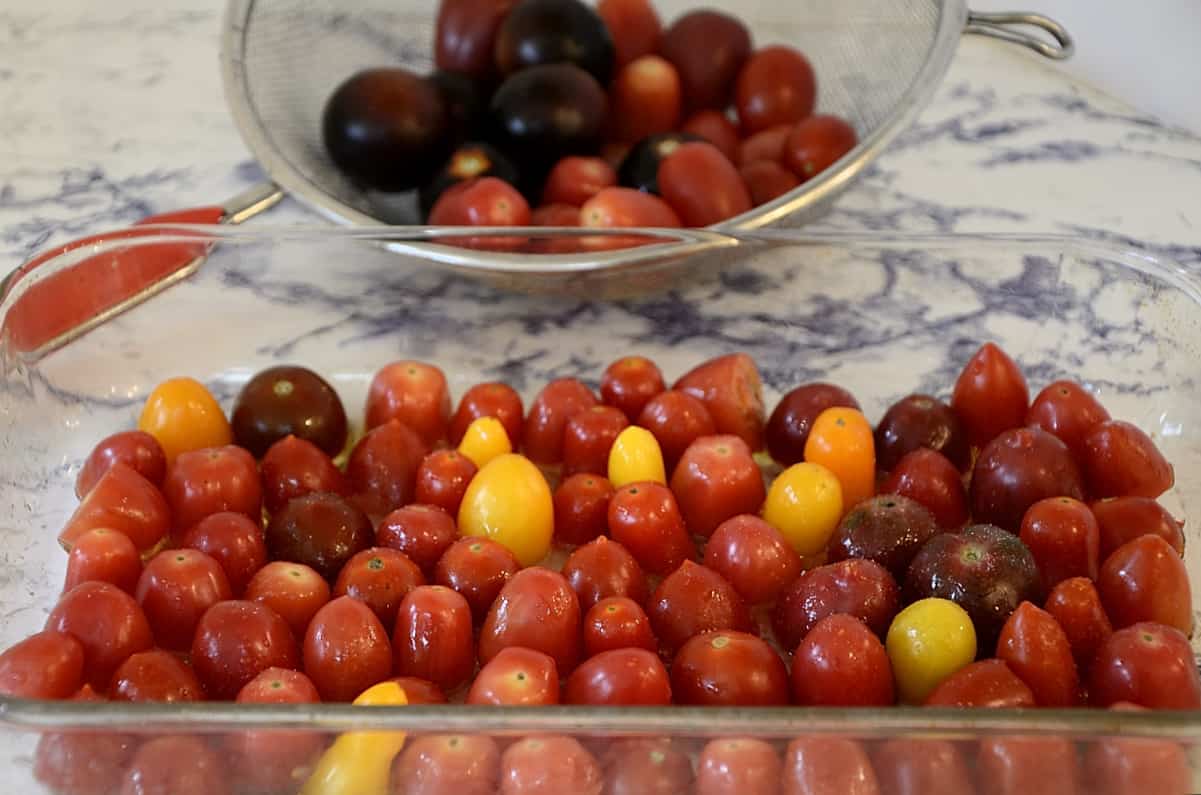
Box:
804;406;875;510
58;463;170;555
137;376;232;464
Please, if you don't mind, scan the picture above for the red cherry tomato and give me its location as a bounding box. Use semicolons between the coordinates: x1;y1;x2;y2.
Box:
260;434;350;514
76;430;166;498
163;445;261;534
597;0;661;68
1092;497;1185;558
658;142;752;227
1097;534;1191;633
467;646;560;706
387;675;448;705
414;449;478;517
434;536;521;623
302;595;391;702
636;389;716;472
553;473;615;546
230;667;323;795
562;536;649;611
430;176;532;226
784;738;881;795
1019;497;1100;591
64;528;143;595
565;647;671;706
782;115;858;180
333;547;425;628
434;0;515;78
122;735;229;795
739;160;800;206
46;581;153;689
682;110;742;163
450;382;524;448
703;514;802;606
244;561;331;640
600;739;693;795
996;601;1081;707
659;10;751;111
583;596;656;657
580;186;682;228
136;549;232;651
880;448;970;529
542;156;618;208
0;630;84;699
951;342;1030;448
1082;420;1175;499
563;405;629;477
1026;380;1110;459
523;378;598;465
670;435;766;538
696;738;781;795
192;600;298;700
738;124;792;166
1085;728;1191;795
1045;576;1113;673
480;567;582;672
33;687;136;795
180;512;268;597
607;482;694;576
58;463;170;555
674;353;765;452
772;558;900;652
970;426;1084;532
977;737;1080;795
346;418;428;518
392;585;475;692
110;649;204;702
924;660;1036;708
1089;622;1201;709
601;356;666;422
672;631;788;706
365;360;451;445
499;736;602;795
393;734;501;795
735;46;816;134
376;504;459;575
791;613;894;706
648;561;751;654
609;55;682;143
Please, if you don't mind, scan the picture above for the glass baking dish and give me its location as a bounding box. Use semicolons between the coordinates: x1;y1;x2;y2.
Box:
1;227;1200;794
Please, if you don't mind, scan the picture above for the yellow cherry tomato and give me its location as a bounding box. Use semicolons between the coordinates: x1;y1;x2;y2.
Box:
762;462;843;556
300;681;408;795
608;426;667;488
804;407;875;511
886;598;977;704
458;453;553;566
457;416;512;468
137;376;232;464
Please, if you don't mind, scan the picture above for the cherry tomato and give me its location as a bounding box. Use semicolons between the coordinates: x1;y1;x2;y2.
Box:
244;561;331;639
951;342;1029;448
303;595;392;702
434;536;521;623
334;547;425;628
76;430;166;498
346;419;428;518
772;558;900;652
670;435;766;538
637;389;717;472
260;434;350;514
163;445;262;534
542;156;618;208
791;613;892;706
480;567;582;672
583;596;656;657
430;176;532;228
738;124;792;166
762;462;843;556
659;10;751;111
499;736;602;795
875;394;970;473
120;735;229;795
971;427;1084;532
1021;494;1103;590
365;361;451;446
33;689;136;795
828;494;941;582
648;561;751;655
703;514;802;606
230;667;323;795
0;630;84;699
138;376;232;464
996;601;1080;707
682;110;742;163
880;448;970;529
607;482;693;576
458;415;514;468
110;649;204;702
64;528;142;595
600;356;665;422
696;738;780;795
658;142;752;226
467;646;560;706
672;631;788;706
46;581;153;689
58;463;170;555
739;160;800;205
609;55;682;143
553;474;615;546
765;383;859;467
393;585;475;692
459;453;555;567
450;382;524;449
563;405;630;477
563;536;649;611
608;425;667;487
232;365;348;458
387;675;448;705
886;597;976;704
376;504;459;575
783;738;881;795
1097;534;1192;633
600;738;693;795
530;204;582;242
1081;420;1174;499
136;549;232;651
523;378;598;465
580;186;682;228
1092;497;1185;559
266;491;374;582
1026;379;1110;459
1089;622;1201;709
782;115;858;180
873;740;974;795
180;511;267;597
393;734;501;795
435;0;514;78
804;407;875;510
1084;729;1191;795
735;46;816;134
415;449;478;517
191;600;298;700
565;647;671;706
977;737;1080;795
925;659;1035;707
597;0;661;68
1045;576;1113;673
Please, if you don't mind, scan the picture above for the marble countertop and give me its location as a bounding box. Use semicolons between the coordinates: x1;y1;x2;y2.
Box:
2;1;1200;272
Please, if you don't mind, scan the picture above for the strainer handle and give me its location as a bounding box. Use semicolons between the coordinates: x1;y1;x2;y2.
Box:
965;11;1074;60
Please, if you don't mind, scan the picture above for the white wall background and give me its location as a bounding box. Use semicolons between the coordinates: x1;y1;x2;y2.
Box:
971;0;1201;133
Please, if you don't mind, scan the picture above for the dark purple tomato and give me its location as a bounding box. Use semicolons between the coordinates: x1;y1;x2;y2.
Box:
970;427;1085;532
766;383;860;466
490;63;608;173
420;142;520;217
617;132;703;194
265;492;374;582
231;365;348;459
658;10;751;112
436;0;517;79
874;394;969;472
494;0;616;83
429;69;488;140
827;494;941;582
